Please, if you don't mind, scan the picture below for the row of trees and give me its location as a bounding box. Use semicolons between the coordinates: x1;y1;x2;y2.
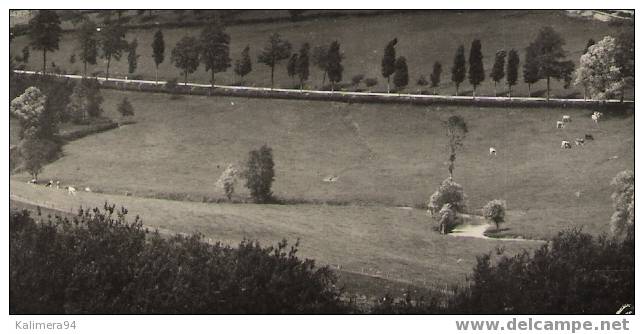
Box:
24;11;633;99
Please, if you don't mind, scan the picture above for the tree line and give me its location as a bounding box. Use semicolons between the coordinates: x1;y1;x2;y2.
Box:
20;10;633;99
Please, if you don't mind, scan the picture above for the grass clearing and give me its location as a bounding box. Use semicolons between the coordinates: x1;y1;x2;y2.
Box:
10;10;631;98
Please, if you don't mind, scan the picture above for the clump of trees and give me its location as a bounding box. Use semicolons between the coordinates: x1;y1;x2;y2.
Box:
9;205;345;314
244;145;276;203
65;78;104;123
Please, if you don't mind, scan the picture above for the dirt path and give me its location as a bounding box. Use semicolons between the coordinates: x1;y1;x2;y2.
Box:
450;214;546;243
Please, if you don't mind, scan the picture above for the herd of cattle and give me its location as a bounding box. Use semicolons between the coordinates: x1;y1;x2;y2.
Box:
559;111;602;149
26;179;90;196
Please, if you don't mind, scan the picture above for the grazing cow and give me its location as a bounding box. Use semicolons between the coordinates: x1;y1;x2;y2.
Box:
562;115;572;122
27;179;37;184
585;134;594;141
84;187;92;192
556;121;565;129
489;147;497;156
67;186;77;196
575;138;585;146
561;141;572;149
56;181;60;189
45;180;54;187
591;111;603;126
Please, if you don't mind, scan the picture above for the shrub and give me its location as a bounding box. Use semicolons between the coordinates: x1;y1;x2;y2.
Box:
216;164;239;200
9;205;345;314
428;177;466;215
117;97;134;117
449;229;634;314
244;145;275;203
483;199;506;231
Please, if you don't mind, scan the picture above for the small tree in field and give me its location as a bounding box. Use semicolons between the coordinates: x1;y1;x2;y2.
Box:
490;50;506;96
381;38;398;93
445;115;468;179
326;41;343;92
312;44;330;87
171;36;201;85
483;199;506;232
430;61;442;94
152;30;165;84
523;43;540;97
244;145;275;203
257;33;292;89
234;45;252;85
468;39;485;97
287;53;299;86
451;45;466;95
428;177;466;234
28;10;62;73
216;164;239;200
393;56;409;93
99;21;128;80
117;97;134;117
127;38;139;74
296;43;310;90
199;24;231;87
77;20;99;77
506;49;520;98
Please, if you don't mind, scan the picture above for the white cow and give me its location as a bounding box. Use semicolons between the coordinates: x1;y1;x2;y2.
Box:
27;179;37;184
562;115;572;123
84;187;92;192
56;181;60;189
561;141;572;149
592;111;603;127
45;180;54;187
489;147;497;156
574;138;585;146
556;121;565;129
67;186;77;196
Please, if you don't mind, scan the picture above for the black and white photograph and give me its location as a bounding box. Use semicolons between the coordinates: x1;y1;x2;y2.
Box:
5;3;639;333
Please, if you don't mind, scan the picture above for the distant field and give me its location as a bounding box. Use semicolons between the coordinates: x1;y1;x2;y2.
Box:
10;88;634;239
10;10;632;98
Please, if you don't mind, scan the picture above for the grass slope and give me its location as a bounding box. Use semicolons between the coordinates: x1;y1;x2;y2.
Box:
12;89;633;240
10;10;631;98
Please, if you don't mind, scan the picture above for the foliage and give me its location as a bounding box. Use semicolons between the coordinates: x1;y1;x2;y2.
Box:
430;61;442;93
574;36;625;100
326;41;344;91
171;36;201;84
216;164;239;200
483;199;506;231
287;53;299;79
257;33;292;88
9;206;344;314
468;39;485;95
370;290;441;314
615;29;634;79
99;21;128;79
428;177;467;216
296;43;310;88
522;43;540;96
393;56;409;91
526;26;575;99
117;97;135;117
438;203;459;234
312;44;330;86
450;229;634;314
152;30;165;82
234;45;252;80
244;145;276;203
381;38;397;92
445;115;468;178
10;86;47;137
610;170;634;238
127;38;139;74
505;49;520;97
18;131;60;180
199;24;231;86
77;20;99;76
451;45;466;95
65;78;104;123
490;50;506;94
28;10;62;73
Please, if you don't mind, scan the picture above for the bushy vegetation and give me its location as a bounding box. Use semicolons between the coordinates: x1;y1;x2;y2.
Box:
10;205;346;314
244;145;275;203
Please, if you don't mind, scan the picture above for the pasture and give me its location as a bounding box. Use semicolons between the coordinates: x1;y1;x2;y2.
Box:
10;10;631;98
11;88;634;240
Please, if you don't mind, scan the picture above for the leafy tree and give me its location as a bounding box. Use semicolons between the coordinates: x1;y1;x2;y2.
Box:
468;39;485;97
99;21;128;80
152;30;165;84
171;36;201;85
610;170;634;238
287;53;299;85
326;41;343;92
77;20;98;77
312;45;329;86
393;56;409;92
483;199;506;231
234;45;252;84
66;79;103;123
19;133;47;181
451;45;466;95
28;10;62;73
490;50;506;96
200;24;231;87
428;177;467;216
416;75;428;93
445;115;468;179
430;61;442;94
523;43;540;97
381;38;397;93
117;97;134;117
574;36;624;100
257;33;292;89
584;38;596;53
127;38;139;74
244;145;275;203
527;26;575;100
216;164;239;200
10;87;47;139
21;46;30;63
296;43;310;89
505;49;520;98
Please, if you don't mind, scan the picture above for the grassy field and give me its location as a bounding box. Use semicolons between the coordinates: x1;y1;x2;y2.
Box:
10;181;542;290
10;88;634;240
10;10;632;98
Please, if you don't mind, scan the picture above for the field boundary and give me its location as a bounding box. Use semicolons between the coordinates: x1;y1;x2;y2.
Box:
14;70;634;110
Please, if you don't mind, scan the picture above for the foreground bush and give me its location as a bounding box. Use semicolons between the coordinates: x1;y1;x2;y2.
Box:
10;205;345;314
